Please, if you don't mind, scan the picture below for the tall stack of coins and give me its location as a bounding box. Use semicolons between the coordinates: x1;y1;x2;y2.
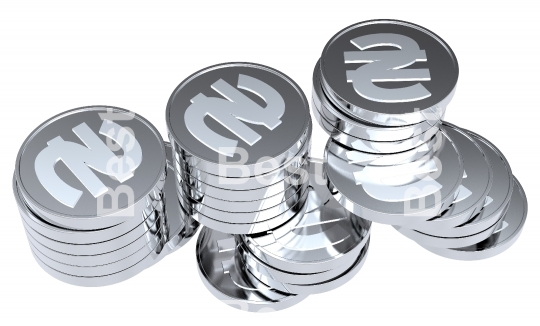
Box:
13;106;198;286
313;20;527;261
167;63;372;311
167;63;312;235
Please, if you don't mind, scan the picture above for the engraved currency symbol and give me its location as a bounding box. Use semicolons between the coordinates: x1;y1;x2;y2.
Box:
184;74;285;157
344;33;431;103
34;120;142;208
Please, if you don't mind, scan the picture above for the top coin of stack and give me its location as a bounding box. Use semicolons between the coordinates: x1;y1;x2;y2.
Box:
167;63;312;234
312;19;458;154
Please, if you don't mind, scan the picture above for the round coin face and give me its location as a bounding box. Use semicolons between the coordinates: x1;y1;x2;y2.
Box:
320;20;458;126
15;106;166;230
196;227;306;312
167;62;311;171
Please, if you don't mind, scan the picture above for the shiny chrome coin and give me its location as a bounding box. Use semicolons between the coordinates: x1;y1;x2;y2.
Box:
324;129;463;225
242;159;371;274
319;19;458;126
196;227;307;312
422;177;526;260
403;122;493;232
167;62;311;178
15;106;166;230
312;60;441;151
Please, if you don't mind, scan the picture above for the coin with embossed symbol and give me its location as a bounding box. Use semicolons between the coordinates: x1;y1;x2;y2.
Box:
319;19;458;127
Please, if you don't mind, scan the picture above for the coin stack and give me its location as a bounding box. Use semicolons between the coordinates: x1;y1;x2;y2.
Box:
313;20;528;261
195;159;371;312
13;106;198;286
167;63;372;311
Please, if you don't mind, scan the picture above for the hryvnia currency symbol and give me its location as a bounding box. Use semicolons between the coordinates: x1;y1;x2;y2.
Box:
184;74;285;157
344;33;431;103
34;120;142;208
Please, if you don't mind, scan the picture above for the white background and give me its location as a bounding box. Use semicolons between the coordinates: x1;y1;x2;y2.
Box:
0;0;538;324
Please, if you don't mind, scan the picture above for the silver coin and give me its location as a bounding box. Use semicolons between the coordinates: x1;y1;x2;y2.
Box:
175;140;310;198
20;143;197;267
28;239;169;287
412;130;513;238
24;226;161;267
312;60;441;151
22;208;164;256
180;177;308;214
395;212;505;248
320;19;458;126
241;158;371;274
421;177;527;260
174;126;311;190
167;62;311;177
14;174;165;245
325;129;463;225
176;155;309;203
236;237;362;285
243;240;369;295
15;106;167;230
196;227;307;312
404;122;493;232
178;183;309;234
27;222;166;276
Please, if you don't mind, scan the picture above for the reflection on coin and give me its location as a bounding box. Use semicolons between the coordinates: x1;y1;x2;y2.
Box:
196;227;307;312
167;62;311;177
320;19;458;126
422;178;527;260
15;106;166;230
325;129;463;225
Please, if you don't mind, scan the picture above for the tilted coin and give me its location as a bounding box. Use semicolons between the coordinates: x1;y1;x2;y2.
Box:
15;106;166;230
422;177;526;260
242;240;369;295
408;130;513;238
167;62;312;177
320;19;458;126
196;227;307;312
404;122;493;232
324;129;463;225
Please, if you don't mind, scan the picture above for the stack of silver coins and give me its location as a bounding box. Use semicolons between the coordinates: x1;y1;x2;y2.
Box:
313;20;528;261
167;63;372;311
13;106;198;286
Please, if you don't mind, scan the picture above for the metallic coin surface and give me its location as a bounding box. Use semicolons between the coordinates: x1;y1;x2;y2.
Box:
14;174;165;245
175;140;309;194
15;106;166;230
167;62;311;177
242;159;371;274
320;19;458;126
325;129;463;225
196;227;307;312
413;130;513;238
162;142;199;252
179;183;309;234
422;177;527;260
312;60;441;145
243;241;369;295
406;123;493;232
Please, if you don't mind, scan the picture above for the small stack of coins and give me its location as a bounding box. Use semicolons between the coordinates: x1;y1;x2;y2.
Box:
13;106;198;286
